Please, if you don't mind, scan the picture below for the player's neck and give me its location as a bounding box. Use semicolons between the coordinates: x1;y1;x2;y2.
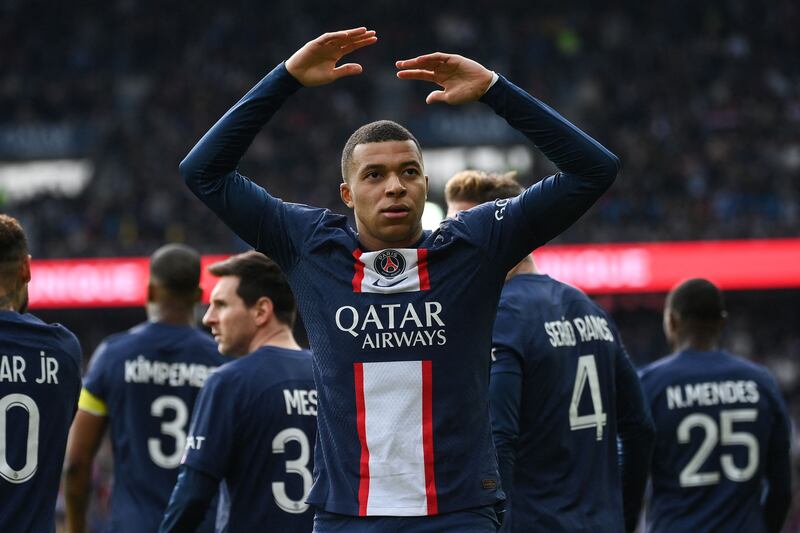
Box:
249;325;301;352
0;289;22;312
357;225;424;251
146;303;195;326
675;337;719;352
505;256;538;280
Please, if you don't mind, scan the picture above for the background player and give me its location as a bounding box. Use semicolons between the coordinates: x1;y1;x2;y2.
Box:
160;251;316;532
180;27;620;530
0;214;82;532
64;244;228;533
445;172;655;532
639;278;791;532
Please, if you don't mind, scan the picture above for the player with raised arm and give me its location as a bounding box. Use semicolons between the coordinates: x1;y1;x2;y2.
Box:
180;27;620;531
64;244;228;533
160;251;316;532
0;214;82;533
445;171;655;532
639;279;791;532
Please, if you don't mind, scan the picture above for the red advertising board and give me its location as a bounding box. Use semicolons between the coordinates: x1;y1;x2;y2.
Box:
27;240;800;309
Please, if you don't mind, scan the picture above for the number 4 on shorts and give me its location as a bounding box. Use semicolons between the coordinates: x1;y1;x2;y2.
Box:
569;355;608;441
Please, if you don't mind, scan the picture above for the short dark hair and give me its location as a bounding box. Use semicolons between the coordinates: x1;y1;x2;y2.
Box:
445;170;523;204
208;251;296;327
667;278;726;322
150;244;201;295
0;214;28;264
341;120;422;181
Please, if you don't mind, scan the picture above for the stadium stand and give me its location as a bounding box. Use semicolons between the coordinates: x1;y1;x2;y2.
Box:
2;0;798;530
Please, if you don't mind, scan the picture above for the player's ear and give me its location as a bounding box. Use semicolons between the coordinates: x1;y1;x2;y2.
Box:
667;309;681;336
192;286;202;304
20;254;31;284
253;296;274;327
340;181;354;209
146;282;157;304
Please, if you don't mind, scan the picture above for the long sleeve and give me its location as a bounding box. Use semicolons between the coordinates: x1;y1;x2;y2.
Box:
489;351;523;532
614;346;656;532
159;465;219;533
467;76;621;269
762;389;792;533
489;349;524;484
179;63;303;248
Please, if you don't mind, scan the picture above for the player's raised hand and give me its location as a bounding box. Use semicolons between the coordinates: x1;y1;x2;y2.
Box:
285;27;377;87
396;53;494;105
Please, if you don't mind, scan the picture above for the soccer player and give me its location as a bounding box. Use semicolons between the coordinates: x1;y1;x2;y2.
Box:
160;251;316;532
445;171;655;532
64;244;228;533
639;279;791;532
0;214;82;533
180;27;620;530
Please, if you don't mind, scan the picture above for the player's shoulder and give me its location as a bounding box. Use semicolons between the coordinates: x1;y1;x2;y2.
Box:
217;347;312;386
718;351;782;392
283;201;354;244
49;320;83;369
0;312;83;369
638;352;682;385
431;200;509;252
180;326;228;361
501;274;588;314
94;322;151;356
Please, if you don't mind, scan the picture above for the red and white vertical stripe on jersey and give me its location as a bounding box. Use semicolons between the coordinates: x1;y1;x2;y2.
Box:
352;249;366;293
351;248;431;294
353;360;438;516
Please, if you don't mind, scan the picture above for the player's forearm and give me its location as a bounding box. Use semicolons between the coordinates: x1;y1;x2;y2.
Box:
63;462;91;533
159;466;218;533
179;62;303;189
480;76;620;184
763;419;792;533
763;481;791;533
489;370;522;502
614;347;655;530
618;425;655;532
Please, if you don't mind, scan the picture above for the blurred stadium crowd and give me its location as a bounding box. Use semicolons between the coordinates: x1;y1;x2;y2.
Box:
3;0;799;256
2;0;799;530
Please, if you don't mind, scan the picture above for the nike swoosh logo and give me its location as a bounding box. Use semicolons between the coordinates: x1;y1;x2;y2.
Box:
372;277;408;288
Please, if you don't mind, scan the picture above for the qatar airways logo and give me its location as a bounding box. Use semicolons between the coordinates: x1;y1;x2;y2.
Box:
335;301;447;350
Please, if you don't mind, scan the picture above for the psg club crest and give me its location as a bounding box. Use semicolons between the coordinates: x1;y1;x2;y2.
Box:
375;249;406;278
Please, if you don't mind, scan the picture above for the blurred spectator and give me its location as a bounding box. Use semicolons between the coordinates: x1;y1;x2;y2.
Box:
3;0;799;257
4;1;799;530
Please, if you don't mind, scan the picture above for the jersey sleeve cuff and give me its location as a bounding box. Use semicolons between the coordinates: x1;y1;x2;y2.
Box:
78;387;108;416
479;73;508;105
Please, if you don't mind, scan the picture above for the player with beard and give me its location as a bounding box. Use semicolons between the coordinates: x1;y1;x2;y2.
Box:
160;251;316;532
0;214;82;533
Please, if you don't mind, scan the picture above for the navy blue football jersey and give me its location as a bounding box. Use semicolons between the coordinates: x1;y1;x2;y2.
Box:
0;311;82;533
181;346;317;531
81;322;228;533
490;274;653;532
639;350;791;533
181;62;619;516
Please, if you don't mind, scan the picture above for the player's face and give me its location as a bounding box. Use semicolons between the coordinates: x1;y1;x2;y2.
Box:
203;276;258;357
446;200;477;218
341;140;428;251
